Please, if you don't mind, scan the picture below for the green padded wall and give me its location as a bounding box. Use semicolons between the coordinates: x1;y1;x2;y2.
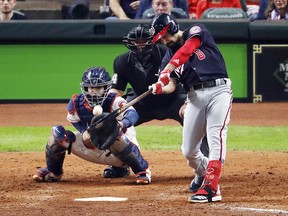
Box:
0;44;247;100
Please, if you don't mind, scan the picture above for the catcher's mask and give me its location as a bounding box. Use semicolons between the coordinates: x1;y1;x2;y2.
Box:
80;66;112;107
150;13;179;43
122;24;154;63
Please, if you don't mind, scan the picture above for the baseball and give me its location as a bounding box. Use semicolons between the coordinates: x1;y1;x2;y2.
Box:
93;105;103;116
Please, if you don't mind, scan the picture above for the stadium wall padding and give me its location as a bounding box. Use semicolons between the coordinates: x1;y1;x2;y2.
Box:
0;20;287;102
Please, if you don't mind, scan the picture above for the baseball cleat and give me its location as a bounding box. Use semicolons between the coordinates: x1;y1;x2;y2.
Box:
102;166;130;178
33;167;62;182
188;185;222;203
189;175;204;193
136;168;151;185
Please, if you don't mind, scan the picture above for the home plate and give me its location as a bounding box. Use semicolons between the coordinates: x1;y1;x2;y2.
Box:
74;197;128;202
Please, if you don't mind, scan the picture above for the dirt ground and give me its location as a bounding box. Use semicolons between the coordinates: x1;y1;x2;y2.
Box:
0;102;288;216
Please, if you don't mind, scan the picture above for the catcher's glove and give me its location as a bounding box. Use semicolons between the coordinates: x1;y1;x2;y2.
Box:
88;112;120;150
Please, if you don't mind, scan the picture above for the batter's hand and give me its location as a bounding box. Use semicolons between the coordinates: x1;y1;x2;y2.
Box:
158;69;171;86
82;130;95;149
149;82;163;95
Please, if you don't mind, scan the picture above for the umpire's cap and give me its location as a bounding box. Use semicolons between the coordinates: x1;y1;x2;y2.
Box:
150;13;179;43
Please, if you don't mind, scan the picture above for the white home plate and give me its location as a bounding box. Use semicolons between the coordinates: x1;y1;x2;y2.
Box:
74;197;128;202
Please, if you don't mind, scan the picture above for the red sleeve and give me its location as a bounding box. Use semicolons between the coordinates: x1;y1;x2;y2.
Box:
233;0;242;8
169;37;201;68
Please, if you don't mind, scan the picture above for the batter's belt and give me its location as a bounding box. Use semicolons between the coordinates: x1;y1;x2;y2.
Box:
192;78;228;90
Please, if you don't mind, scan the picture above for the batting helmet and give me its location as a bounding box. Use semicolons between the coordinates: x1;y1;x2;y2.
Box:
80;67;111;107
150;13;179;43
122;24;154;62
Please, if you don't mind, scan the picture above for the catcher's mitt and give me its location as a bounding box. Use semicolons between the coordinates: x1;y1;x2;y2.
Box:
88;112;120;150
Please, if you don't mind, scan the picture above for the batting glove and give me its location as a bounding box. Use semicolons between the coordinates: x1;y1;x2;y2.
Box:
149;82;163;95
158;69;171;86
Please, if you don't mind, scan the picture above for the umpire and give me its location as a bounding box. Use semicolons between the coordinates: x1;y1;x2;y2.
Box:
103;23;208;178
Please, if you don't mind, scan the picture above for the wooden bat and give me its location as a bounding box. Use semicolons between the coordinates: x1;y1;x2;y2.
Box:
92;88;152;129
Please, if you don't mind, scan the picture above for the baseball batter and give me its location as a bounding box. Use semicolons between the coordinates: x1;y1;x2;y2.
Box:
33;66;151;185
150;13;233;202
104;23;209;178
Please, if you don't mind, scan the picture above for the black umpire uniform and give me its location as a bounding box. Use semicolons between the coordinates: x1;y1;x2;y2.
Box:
112;43;187;126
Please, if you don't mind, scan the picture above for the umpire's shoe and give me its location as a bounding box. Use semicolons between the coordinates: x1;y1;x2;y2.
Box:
33;168;62;182
102;166;130;178
189;175;204;193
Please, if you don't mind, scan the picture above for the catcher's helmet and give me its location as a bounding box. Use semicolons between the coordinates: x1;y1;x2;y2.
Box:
150;13;179;43
122;24;154;62
80;67;111;107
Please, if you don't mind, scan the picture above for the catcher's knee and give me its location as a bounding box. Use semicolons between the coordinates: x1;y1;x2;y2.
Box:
47;126;76;155
109;136;131;155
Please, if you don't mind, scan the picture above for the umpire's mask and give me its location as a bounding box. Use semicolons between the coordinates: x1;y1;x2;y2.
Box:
122;24;154;63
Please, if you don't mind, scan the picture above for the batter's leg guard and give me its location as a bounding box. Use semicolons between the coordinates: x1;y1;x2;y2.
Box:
33;125;76;182
110;136;151;184
188;160;222;203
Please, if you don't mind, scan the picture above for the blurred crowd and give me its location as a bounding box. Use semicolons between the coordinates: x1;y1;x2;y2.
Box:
1;0;287;21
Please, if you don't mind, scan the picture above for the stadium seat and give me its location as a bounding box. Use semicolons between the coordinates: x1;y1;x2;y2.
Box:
201;8;248;19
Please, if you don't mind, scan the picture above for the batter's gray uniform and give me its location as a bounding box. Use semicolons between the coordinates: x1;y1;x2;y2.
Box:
150;13;233;202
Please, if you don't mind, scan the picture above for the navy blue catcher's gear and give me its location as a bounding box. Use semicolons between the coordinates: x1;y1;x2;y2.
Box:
111;136;149;175
150;13;179;43
52;125;67;142
80;67;112;107
45;126;76;176
122;24;154;63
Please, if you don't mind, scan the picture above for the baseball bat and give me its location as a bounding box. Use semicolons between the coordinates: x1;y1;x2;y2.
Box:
92;88;153;129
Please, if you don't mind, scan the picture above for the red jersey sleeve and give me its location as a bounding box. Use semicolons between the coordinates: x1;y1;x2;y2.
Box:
169;37;201;68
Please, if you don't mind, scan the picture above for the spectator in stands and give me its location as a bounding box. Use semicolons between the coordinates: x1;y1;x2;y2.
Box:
0;0;27;20
252;0;268;20
196;0;242;19
187;0;199;19
135;0;188;18
266;0;288;20
108;0;140;19
246;0;260;20
140;0;189;19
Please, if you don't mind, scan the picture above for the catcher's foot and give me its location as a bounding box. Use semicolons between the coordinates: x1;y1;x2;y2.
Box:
136;168;151;185
102;166;130;178
189;175;204;193
188;185;222;203
32;168;62;182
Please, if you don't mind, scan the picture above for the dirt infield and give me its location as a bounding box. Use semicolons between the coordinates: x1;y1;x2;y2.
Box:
0;102;288;216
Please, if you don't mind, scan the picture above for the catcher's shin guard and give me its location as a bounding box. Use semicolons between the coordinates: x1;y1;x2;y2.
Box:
45;126;76;176
110;136;149;175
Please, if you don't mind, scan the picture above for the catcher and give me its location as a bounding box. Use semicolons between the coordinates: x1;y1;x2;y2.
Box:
32;66;151;185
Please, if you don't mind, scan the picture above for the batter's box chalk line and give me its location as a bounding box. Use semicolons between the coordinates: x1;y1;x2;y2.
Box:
213;204;288;214
74;197;128;202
